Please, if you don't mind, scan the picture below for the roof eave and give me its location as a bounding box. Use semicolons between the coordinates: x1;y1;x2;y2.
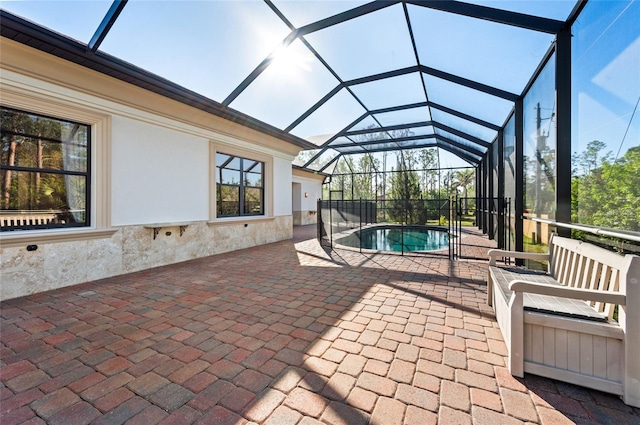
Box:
0;10;316;151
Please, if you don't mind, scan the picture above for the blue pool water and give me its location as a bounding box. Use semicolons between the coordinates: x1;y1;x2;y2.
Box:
337;226;449;252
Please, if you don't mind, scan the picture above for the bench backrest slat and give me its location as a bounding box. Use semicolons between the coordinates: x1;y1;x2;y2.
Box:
549;235;628;320
597;265;612;292
589;260;602;292
604;269;622;320
583;257;598;291
556;247;567;274
574;254;589;289
594;264;613;312
556;246;572;284
562;252;576;286
568;252;577;288
567;249;580;288
551;242;567;280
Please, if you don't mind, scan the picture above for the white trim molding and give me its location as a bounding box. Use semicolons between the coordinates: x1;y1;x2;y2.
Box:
0;82;114;246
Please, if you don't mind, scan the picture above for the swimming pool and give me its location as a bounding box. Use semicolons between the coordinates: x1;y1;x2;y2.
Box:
336;226;449;252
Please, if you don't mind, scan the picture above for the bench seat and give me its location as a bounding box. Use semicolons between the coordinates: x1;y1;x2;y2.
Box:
491;266;608;322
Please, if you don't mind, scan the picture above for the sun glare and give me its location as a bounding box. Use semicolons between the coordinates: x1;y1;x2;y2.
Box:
269;43;313;75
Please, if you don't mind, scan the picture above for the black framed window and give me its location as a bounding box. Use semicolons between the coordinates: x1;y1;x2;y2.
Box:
216;152;264;217
1;107;90;231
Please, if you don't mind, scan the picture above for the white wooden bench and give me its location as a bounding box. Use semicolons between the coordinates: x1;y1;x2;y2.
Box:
487;233;640;407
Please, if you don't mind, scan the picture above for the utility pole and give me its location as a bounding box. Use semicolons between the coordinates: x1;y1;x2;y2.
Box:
534;102;546;245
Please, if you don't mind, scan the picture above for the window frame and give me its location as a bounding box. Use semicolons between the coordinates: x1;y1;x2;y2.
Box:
0;83;114;248
216;152;265;218
1;106;92;232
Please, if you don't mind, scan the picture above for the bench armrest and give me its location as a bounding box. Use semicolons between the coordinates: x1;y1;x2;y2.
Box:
509;280;626;305
488;249;549;266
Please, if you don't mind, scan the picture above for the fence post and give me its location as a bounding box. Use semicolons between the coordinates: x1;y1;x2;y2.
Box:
317;198;321;244
359;199;362;254
403;199;407;256
329;192;333;248
449;197;452;260
458;196;462;259
507;198;512;252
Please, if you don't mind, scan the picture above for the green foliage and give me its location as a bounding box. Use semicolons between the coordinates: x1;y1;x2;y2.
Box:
324;153;382;200
1;109;88;215
388;152;424;223
419;148;439;196
323;143;477;226
572;141;639;232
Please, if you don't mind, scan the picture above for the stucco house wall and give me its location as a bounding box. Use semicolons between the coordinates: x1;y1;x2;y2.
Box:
291;169;325;225
0;39;302;301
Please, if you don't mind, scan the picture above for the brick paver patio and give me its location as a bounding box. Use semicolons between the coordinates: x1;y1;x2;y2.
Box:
2;225;639;424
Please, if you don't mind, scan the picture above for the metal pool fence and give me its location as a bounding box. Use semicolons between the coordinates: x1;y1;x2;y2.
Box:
317;195;464;259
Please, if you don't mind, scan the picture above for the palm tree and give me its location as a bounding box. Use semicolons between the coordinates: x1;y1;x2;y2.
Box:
454;169;475;214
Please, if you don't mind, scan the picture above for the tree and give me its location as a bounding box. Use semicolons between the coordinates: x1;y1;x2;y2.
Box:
353;153;379;200
441;170;456;198
573;140;609;176
572;141;639;232
419;148;438;197
293;149;319;168
388;151;424;224
571;140;609;225
1;109;76;214
453;168;475;213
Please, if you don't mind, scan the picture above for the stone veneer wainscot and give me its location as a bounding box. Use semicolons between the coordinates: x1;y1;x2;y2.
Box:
0;216;292;300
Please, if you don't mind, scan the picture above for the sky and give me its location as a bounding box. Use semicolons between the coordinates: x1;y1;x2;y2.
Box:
1;0;636;172
571;0;640;168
